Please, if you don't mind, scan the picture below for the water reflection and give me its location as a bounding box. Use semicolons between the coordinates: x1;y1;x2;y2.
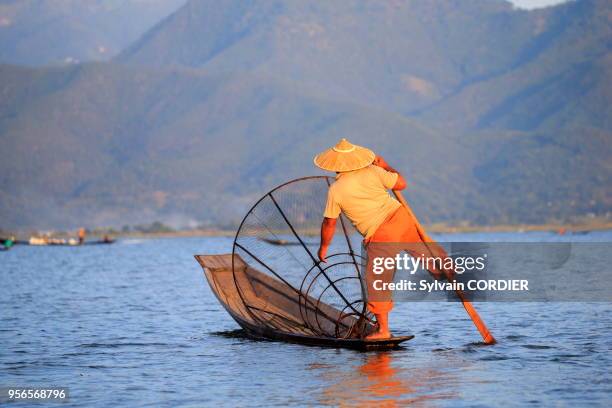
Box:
315;351;457;407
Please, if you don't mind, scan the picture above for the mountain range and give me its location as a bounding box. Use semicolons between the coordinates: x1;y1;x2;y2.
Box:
0;0;186;66
0;0;610;230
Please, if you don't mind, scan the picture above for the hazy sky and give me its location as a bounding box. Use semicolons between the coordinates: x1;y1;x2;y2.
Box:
509;0;570;9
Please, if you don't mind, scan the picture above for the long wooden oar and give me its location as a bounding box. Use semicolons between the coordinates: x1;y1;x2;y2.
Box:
392;190;496;344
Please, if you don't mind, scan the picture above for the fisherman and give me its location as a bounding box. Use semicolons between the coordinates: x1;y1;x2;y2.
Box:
314;138;442;340
78;228;86;245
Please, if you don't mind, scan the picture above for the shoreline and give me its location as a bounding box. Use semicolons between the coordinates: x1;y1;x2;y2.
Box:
88;220;612;239
5;221;611;241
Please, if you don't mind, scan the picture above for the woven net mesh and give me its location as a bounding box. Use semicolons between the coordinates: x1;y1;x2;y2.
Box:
232;176;375;339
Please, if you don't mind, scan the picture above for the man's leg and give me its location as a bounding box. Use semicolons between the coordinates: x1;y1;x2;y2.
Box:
364;238;396;339
366;301;392;339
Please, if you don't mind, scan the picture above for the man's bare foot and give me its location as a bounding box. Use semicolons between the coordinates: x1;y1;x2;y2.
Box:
365;330;392;340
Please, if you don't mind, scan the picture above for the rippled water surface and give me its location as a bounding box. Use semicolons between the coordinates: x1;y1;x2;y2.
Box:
1;232;611;407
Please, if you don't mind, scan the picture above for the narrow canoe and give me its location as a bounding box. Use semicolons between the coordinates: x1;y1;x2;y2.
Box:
195;254;413;350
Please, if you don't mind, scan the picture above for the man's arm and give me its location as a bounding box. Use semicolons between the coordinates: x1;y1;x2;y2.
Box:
372;155;406;190
317;217;337;263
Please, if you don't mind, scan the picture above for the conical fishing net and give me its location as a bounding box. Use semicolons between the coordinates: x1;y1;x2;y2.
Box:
232;176;376;339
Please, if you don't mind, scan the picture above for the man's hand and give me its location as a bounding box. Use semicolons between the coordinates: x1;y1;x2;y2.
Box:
372;155;391;170
318;245;328;263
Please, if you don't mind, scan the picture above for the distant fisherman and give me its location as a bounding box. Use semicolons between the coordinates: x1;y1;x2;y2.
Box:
78;228;86;245
315;139;446;340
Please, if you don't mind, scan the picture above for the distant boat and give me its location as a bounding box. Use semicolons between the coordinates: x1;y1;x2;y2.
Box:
83;238;116;245
258;237;316;246
26;237;116;246
1;237;16;251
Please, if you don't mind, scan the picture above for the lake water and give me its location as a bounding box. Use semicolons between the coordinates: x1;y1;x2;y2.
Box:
1;231;611;407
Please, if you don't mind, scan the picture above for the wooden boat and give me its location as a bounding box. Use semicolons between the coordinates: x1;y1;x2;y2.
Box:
196;253;413;350
23;238;115;246
83;239;116;245
258;237;316;246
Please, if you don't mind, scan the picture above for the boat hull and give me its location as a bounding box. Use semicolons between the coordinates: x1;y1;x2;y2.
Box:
196;254;413;350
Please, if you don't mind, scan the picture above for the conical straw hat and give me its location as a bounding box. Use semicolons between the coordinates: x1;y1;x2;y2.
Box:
313;138;375;172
